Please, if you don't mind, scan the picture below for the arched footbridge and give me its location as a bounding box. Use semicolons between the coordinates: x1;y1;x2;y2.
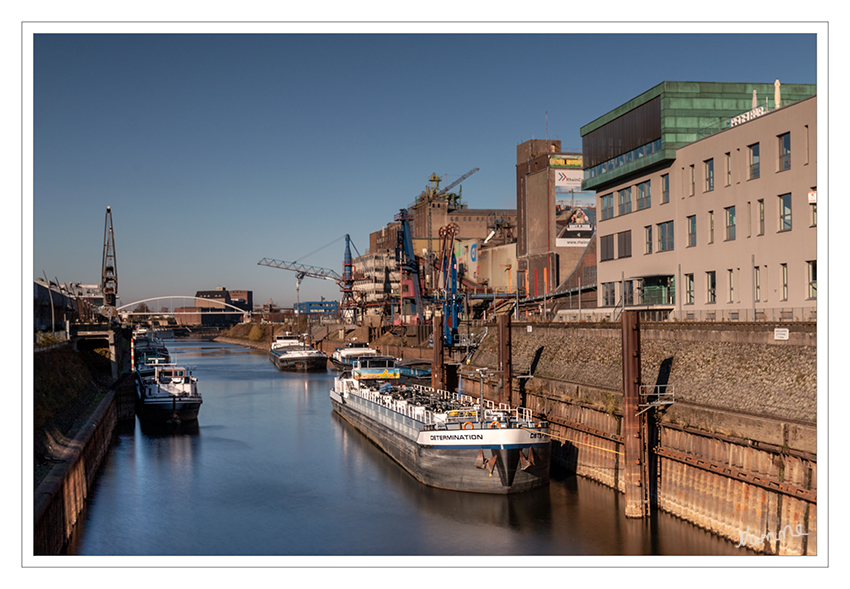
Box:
116;296;251;320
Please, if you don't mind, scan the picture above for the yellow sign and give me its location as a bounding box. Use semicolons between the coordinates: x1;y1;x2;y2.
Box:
549;155;583;168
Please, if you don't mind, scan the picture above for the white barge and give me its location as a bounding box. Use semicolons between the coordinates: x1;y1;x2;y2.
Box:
330;341;379;370
330;357;550;494
269;333;328;372
136;363;202;423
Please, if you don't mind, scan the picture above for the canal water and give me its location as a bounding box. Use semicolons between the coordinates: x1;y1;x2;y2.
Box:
69;339;750;561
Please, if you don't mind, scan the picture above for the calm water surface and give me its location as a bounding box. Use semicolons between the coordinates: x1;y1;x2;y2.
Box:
69;339;749;558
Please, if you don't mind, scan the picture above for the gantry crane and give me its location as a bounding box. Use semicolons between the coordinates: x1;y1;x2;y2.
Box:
259;234;360;323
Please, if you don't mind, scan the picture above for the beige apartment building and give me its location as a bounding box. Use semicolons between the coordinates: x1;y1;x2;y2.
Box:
589;87;816;321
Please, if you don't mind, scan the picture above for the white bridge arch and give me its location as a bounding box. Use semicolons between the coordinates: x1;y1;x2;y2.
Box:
117;296;250;316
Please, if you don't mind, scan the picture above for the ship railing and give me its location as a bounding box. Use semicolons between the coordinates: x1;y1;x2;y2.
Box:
514;407;533;422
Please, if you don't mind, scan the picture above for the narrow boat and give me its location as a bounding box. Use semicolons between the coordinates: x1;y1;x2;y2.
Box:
330;341;379;370
136;362;203;423
269;333;328;372
330;356;550;494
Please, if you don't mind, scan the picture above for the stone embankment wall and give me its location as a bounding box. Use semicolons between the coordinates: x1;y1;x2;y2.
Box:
214;336;271;351
467;321;817;555
34;390;118;555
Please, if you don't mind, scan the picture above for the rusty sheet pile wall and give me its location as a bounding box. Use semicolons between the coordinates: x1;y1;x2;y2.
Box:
467;321;817;555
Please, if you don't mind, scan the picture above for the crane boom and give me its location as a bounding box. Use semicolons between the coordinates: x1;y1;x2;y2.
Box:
437;167;479;197
257;258;341;281
259;235;360;324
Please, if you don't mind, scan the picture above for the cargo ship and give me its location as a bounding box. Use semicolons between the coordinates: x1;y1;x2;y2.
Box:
330;356;550;494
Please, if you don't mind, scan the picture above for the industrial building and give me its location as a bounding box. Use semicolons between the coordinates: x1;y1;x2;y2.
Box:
353;172;518;320
583;81;817;320
515;140;598;315
174;287;252;325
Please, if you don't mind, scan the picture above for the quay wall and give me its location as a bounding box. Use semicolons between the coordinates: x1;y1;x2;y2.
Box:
466;321;817;555
214;335;271;351
33;389;118;555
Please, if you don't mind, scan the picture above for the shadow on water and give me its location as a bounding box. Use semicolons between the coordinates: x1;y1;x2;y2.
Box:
139;419;201;438
329;407;748;556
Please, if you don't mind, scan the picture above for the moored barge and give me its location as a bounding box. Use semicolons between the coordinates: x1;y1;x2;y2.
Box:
269;333;328;372
330;356;550;494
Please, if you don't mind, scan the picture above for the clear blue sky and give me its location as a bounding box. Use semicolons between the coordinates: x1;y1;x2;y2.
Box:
30;28;819;308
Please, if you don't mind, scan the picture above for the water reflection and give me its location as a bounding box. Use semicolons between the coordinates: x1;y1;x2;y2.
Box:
70;340;747;557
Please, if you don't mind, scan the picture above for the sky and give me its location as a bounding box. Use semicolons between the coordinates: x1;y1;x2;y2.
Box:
28;24;822;309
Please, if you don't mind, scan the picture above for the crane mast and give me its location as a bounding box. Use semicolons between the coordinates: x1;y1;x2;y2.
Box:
101;206;118;312
259;234;360;323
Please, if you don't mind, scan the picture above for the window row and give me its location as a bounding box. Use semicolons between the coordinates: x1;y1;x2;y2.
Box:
600;260;816;308
683;261;816;305
599;130;801;222
601;176;669;220
585;138;663;181
599;193;814;260
687;132;794;196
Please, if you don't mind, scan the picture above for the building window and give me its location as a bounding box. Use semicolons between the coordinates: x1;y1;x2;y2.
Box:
706;271;716;303
603;282;617;306
747;201;752;238
811;202;817;226
779;193;792;231
685;273;694;304
725;206;736;240
623;280;635;306
687;215;696;247
637;180;651;210
779;132;791;171
808;261;817;299
755;266;761;301
689;165;695;196
661;174;669;204
644;226;652;254
601;193;614;220
658;221;674;252
708;210;714;244
758;199;765;235
725;152;732;186
617;231;632;259
600;234;615;262
749;143;760;179
618;187;632;215
781;263;788;301
728;269;734;302
705;159;714;192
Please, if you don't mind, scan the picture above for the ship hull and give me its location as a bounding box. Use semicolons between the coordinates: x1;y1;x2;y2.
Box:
330;389;550;494
136;396;202;423
269;350;328;372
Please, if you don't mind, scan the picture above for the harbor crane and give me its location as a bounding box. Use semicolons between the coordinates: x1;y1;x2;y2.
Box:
101;206;118;314
416;167;479;205
258;234;361;323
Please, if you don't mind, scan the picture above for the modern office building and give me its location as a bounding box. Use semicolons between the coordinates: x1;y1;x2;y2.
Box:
583;81;817;320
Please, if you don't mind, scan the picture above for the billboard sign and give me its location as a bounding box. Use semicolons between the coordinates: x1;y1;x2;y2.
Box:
555;169;583;188
549;155;583;168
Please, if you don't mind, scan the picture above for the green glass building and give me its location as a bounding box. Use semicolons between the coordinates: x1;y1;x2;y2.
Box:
580;81;817;192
